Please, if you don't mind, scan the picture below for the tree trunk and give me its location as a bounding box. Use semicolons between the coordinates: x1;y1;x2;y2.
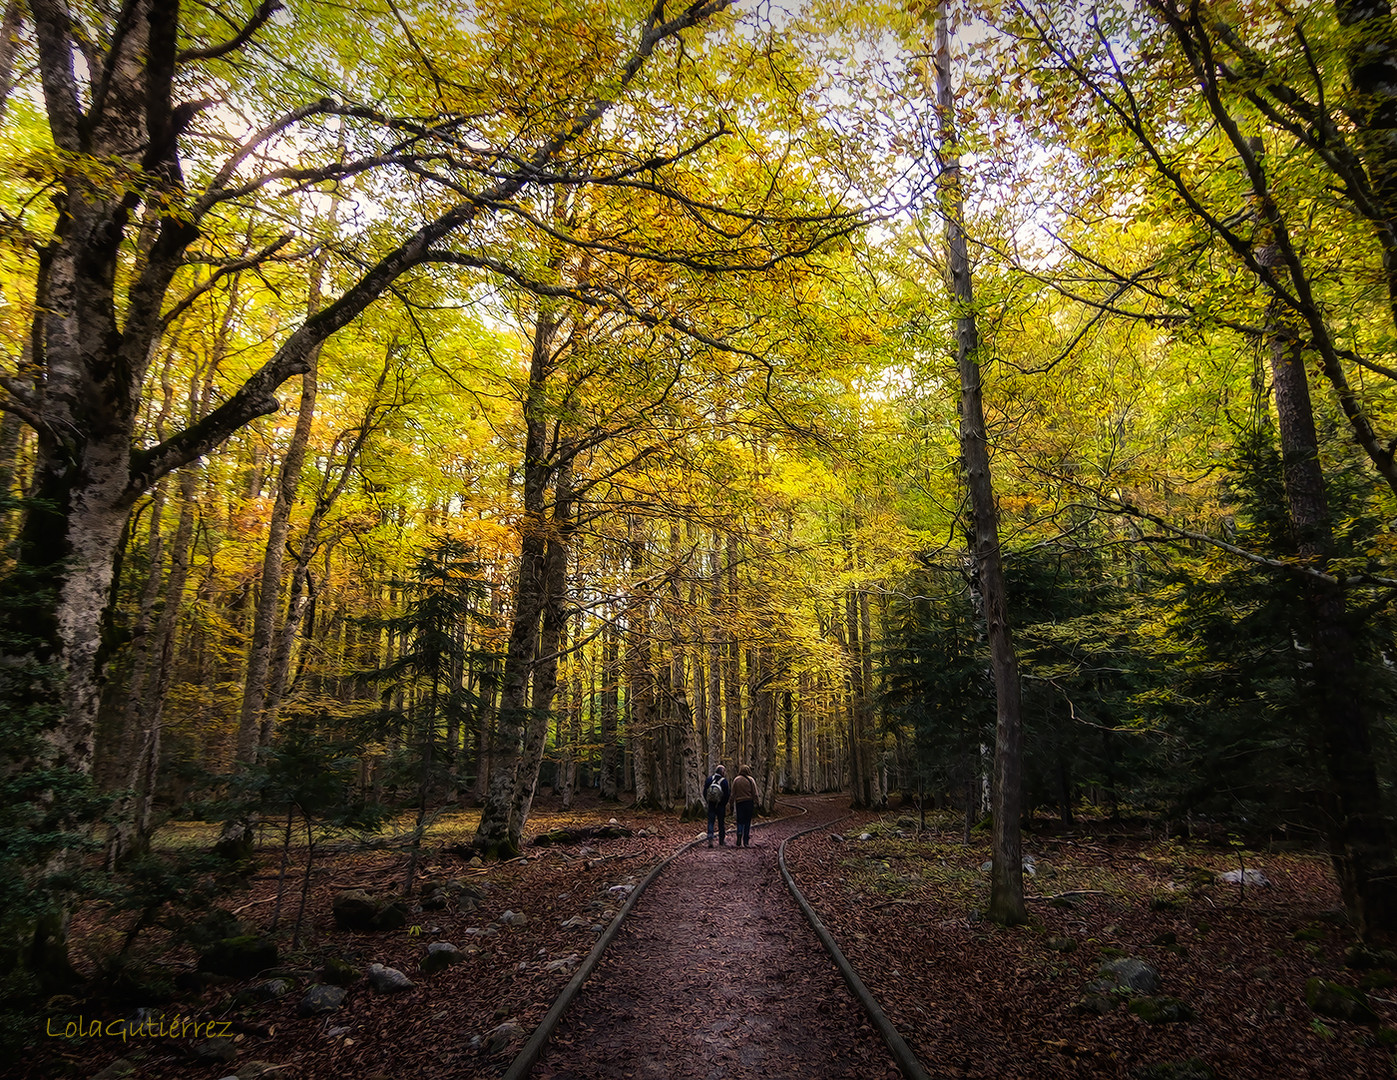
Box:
508;465;573;850
473;310;559;856
600;605;620;800
1261;253;1397;938
934;1;1025;925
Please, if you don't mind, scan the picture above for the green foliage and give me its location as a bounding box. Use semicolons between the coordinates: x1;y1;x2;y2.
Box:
1005;543;1155;823
1141;427;1397;833
879;567;993;800
355;534;498;796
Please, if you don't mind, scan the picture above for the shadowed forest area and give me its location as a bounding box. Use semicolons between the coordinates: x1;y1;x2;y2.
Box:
6;0;1397;1075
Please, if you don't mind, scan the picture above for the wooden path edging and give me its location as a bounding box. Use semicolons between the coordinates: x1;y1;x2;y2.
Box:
779;820;937;1080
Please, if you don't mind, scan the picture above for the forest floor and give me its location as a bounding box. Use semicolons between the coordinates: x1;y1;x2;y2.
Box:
20;792;1397;1080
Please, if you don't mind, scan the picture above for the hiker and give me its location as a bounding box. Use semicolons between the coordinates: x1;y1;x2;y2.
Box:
704;764;730;847
730;764;759;847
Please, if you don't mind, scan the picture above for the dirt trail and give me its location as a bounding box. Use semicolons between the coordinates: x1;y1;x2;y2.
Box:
532;795;903;1080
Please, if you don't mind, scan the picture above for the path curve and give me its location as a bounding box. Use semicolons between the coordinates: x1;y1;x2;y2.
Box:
520;795;913;1080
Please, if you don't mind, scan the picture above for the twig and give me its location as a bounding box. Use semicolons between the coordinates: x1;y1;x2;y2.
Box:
1026;890;1110;902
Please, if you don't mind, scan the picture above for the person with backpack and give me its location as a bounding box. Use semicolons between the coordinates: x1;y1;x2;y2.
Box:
704;764;730;848
730;764;760;847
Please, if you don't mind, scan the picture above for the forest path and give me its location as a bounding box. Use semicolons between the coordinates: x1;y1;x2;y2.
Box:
529;795;904;1080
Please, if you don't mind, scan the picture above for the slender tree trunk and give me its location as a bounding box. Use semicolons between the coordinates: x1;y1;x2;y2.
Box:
235;190;344;761
599;599;620;799
705;547;723;772
723;534;742;766
935;2;1025;924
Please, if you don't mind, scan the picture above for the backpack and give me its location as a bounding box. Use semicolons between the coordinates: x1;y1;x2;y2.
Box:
705;775;725;805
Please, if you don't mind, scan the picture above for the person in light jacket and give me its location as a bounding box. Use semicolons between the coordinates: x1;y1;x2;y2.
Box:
729;764;760;848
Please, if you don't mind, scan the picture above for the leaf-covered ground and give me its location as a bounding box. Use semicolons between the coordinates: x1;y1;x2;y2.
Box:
784;810;1397;1080
24;795;1397;1080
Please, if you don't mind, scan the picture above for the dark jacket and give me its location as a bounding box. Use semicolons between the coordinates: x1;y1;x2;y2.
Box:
705;773;730;807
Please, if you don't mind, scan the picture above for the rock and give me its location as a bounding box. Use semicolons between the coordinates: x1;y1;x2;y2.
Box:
1128;996;1196;1023
1216;868;1270;887
1305;978;1379;1024
560;915;592;930
468;856;485;868
331;890;381;930
544;953;581;975
1098;958;1161;995
500;910;528;926
187;1037;237;1064
332;890;409;931
858;832;874;841
234;978;292;1005
366;963;415;993
321;957;361;986
1130;1060;1215;1080
1075;993;1118;1015
89;1058;140;1080
420;942;465;975
373;901;408;931
487;1021;526;1055
1045;936;1077;954
1345;944;1397;970
299;984;347;1016
198;935;279;978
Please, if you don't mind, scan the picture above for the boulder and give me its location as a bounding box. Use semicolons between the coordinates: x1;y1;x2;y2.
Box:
1074;993;1118;1015
187;1038;237;1064
366;963;415;993
420;943;465;975
332;889;409;932
298;984;347;1016
486;1021;526;1055
331;890;379;931
320;957;361;986
1305;978;1379;1025
1098;957;1161;995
